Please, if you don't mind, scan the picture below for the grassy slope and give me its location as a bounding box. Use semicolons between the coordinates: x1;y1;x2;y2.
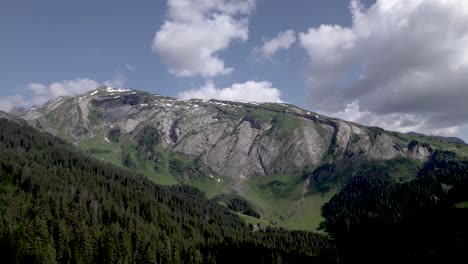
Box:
282;191;336;231
236;212;271;227
79;128;231;196
79;128;123;166
242;173;334;231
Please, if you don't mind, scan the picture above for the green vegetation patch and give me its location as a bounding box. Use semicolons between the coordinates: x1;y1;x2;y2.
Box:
242;172;332;231
245;109;277;124
213;193;260;218
263;113;303;140
87;105;101;125
80;128;123;166
308;157;423;195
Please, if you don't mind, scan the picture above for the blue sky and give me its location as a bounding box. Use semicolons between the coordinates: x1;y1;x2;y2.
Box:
2;0;468;141
1;0;369;102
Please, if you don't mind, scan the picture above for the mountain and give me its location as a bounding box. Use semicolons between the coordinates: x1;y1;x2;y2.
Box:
14;86;468;230
19;87;431;174
4;93;468;263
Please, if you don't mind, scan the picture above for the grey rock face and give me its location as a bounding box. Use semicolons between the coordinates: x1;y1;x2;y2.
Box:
0;110;26;124
16;87;431;181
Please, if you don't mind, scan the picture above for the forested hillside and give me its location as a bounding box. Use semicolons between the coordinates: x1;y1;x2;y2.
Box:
0;118;338;263
322;150;468;263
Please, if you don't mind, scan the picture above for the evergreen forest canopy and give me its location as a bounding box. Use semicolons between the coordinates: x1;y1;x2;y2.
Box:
1;117;468;263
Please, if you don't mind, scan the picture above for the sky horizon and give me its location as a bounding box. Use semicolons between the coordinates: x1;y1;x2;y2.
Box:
2;0;468;141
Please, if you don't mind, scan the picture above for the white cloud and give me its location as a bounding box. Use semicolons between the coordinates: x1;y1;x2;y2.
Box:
255;30;296;59
0;95;27;112
177;80;282;102
104;75;126;89
29;78;101;99
152;0;255;77
0;78;104;112
299;0;468;135
124;64;136;72
330;101;460;136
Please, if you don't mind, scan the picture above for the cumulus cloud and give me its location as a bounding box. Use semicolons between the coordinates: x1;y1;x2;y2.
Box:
255;30;296;59
332;101;461;136
299;0;468;135
0;78;102;112
153;0;255;77
28;78;101;100
0;95;27;112
104;75;126;89
177;80;282;102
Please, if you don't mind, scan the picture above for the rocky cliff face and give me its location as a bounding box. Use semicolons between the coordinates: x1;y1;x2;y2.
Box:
18;87;430;181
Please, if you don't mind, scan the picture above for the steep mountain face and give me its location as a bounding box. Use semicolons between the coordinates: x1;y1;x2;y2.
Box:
19;86;429;181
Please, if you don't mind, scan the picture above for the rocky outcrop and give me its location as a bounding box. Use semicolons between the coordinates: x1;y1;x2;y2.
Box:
16;87;431;180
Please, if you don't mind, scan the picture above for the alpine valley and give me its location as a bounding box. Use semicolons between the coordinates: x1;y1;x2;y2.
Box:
2;86;468;263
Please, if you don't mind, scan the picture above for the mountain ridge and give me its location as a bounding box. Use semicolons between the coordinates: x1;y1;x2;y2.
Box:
407;131;466;145
16;86;431;179
13;86;468;231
